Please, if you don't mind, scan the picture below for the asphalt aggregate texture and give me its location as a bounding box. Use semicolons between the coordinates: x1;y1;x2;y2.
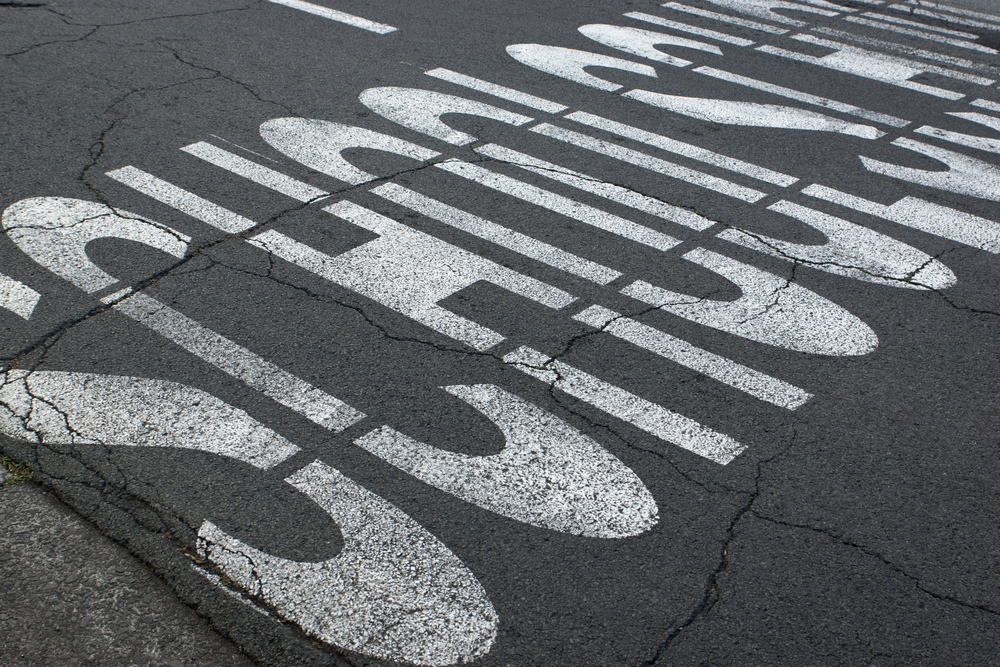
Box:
3;0;1000;666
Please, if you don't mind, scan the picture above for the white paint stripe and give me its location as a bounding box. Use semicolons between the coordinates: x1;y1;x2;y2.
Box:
625;11;755;46
506;44;658;93
788;33;993;85
503;346;745;464
531;122;767;202
756;43;966;99
474;143;715;230
699;0;841;26
356;383;659;537
199;460;497;666
371;182;622;284
573;305;812;409
567;110;799;185
973;99;1000;113
106;166;257;234
114;291;365;431
0;370;302;469
694;66;910;127
424;68;568;113
862;11;980;38
660;2;790;34
802;183;1000;254
621;90;884;139
253;201;575;351
896;3;1000;29
435;158;684;249
578;23;722;64
916;117;1000;154
181;142;329;202
812;27;1000;78
265;0;396;34
843;16;997;53
0;276;40;320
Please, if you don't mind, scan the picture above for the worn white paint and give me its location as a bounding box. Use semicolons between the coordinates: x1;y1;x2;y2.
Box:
621;90;882;140
0;276;40;320
371;182;622;284
182;142;329;202
860;138;1000;202
622;248;879;355
251;201;574;351
1;197;189;294
435;158;684;250
199;460;497;667
700;0;841;27
973;99;1000;114
358;88;533;146
802;184;1000;254
473;143;715;230
578;24;721;66
844;15;997;53
260;118;439;185
790;33;993;85
624;12;755;46
573;305;812;409
106;166;257;234
265;0;396;33
717;200;957;289
505;44;657;92
0;370;300;468
902;1;1000;28
811;27;1000;78
694;66;909;127
356;383;659;537
916;112;1000;154
566;110;801;184
115;292;365;432
424;68;567;113
862;11;980;38
503;346;745;464
757;40;966;99
660;2;791;34
531;123;766;202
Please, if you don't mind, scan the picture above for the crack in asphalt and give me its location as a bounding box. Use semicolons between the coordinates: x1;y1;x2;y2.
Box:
750;510;1000;618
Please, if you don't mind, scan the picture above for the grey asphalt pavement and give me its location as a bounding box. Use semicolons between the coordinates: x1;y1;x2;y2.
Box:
3;0;1000;666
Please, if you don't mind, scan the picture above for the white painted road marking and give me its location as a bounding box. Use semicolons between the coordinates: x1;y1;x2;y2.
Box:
355;383;659;537
0;276;40;320
435;158;685;249
573;305;813;409
660;2;791;35
182;141;330;201
503;345;746;464
802;184;1000;254
265;0;397;34
0;370;302;468
251;201;575;351
625;11;756;46
424;67;568;113
116;292;366;432
622;248;880;356
199;460;497;667
717;200;957;289
371;182;623;285
473;143;716;231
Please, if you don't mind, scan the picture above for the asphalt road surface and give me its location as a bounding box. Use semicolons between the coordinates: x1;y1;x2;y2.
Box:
3;0;1000;665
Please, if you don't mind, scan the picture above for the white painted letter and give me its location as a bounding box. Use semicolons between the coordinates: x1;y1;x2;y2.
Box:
578;24;721;66
357;88;533;146
506;44;657;92
356;384;658;538
860;138;1000;202
199;460;497;667
621;248;878;356
260;119;439;185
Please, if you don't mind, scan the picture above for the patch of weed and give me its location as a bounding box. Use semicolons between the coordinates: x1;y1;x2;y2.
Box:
1;456;33;486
